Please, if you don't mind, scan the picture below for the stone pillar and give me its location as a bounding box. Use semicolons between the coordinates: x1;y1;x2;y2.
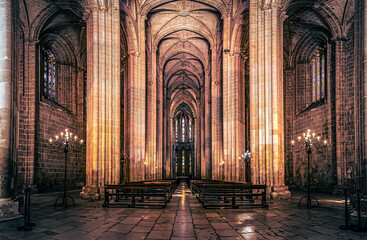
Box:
362;0;367;193
128;15;146;182
0;0;19;217
249;0;290;199
334;39;346;186
157;71;163;179
146;48;157;180
81;1;121;200
211;49;224;181
204;71;212;179
200;87;206;178
222;16;243;182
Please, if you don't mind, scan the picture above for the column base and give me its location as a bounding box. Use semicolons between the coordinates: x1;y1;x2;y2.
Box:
0;198;22;231
80;186;101;201
271;186;291;200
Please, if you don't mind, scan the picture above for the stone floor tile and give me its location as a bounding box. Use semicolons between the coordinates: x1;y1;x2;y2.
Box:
146;230;171;239
97;231;126;240
123;232;148;240
0;183;362;240
108;223;135;233
131;226;153;233
216;229;241;237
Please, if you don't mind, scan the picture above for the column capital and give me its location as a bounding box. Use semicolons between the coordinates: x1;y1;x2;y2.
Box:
260;0;281;11
25;38;39;45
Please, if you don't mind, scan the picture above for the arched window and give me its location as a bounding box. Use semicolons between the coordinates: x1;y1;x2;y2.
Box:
182;149;185;174
311;49;326;102
189;119;192;142
43;50;56;100
182;117;185;142
175;119;178;142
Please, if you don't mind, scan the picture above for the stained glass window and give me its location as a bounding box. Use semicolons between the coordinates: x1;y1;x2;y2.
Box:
311;49;326;102
43;50;56;100
182;117;185;142
175;119;178;142
182;150;185;174
189;119;192;142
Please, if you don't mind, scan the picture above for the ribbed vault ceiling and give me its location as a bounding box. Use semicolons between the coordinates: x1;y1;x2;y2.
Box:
146;0;224;115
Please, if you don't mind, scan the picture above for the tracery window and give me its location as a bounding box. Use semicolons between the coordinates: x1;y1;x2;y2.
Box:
175;119;178;142
43;50;56;100
182;117;185;142
189;119;192;142
182;150;185;174
311;49;326;102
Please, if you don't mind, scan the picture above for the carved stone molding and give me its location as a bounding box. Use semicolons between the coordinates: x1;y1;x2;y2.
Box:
260;0;280;11
178;10;190;17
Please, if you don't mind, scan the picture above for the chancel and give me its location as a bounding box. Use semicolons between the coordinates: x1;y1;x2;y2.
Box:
0;0;367;238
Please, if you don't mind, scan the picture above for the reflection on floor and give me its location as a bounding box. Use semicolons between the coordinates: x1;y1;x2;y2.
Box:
0;182;366;239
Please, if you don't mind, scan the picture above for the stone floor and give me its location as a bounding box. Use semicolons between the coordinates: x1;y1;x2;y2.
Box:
0;183;366;240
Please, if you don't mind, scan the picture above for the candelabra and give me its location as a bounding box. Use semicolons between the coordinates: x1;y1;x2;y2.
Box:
239;150;251;183
291;129;327;209
49;129;84;208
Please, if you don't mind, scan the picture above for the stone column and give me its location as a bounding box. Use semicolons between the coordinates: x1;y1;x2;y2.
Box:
362;0;367;193
334;39;346;186
211;49;224;181
249;0;290;199
205;70;212;179
0;0;19;217
146;47;157;180
222;16;243;182
157;71;163;179
81;1;121;199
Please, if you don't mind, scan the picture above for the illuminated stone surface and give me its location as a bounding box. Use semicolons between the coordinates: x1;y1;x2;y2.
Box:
1;183;366;239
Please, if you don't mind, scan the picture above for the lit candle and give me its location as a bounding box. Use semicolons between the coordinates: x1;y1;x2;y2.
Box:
49;138;53;144
291;140;294;145
308;129;311;133
324;140;327;145
70;132;73;137
74;136;78;141
60;132;64;137
55;135;59;140
65;129;68;132
312;133;315;138
317;136;320;142
80;139;84;144
298;136;301;142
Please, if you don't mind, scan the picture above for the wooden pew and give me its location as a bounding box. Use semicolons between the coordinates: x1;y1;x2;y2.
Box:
103;180;177;208
198;183;268;209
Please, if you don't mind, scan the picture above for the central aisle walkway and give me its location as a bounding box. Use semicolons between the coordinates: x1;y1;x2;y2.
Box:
1;182;366;239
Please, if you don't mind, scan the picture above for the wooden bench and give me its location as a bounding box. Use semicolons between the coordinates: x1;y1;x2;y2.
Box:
190;180;223;196
198;183;268;209
103;181;176;208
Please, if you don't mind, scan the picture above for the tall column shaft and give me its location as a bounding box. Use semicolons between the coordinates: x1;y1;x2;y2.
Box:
222;17;243;182
81;2;120;199
128;15;146;182
157;72;163;179
249;0;290;199
362;0;367;193
0;0;12;198
146;49;157;180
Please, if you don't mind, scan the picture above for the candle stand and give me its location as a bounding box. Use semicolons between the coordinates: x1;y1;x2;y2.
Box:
291;129;327;209
49;129;84;208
